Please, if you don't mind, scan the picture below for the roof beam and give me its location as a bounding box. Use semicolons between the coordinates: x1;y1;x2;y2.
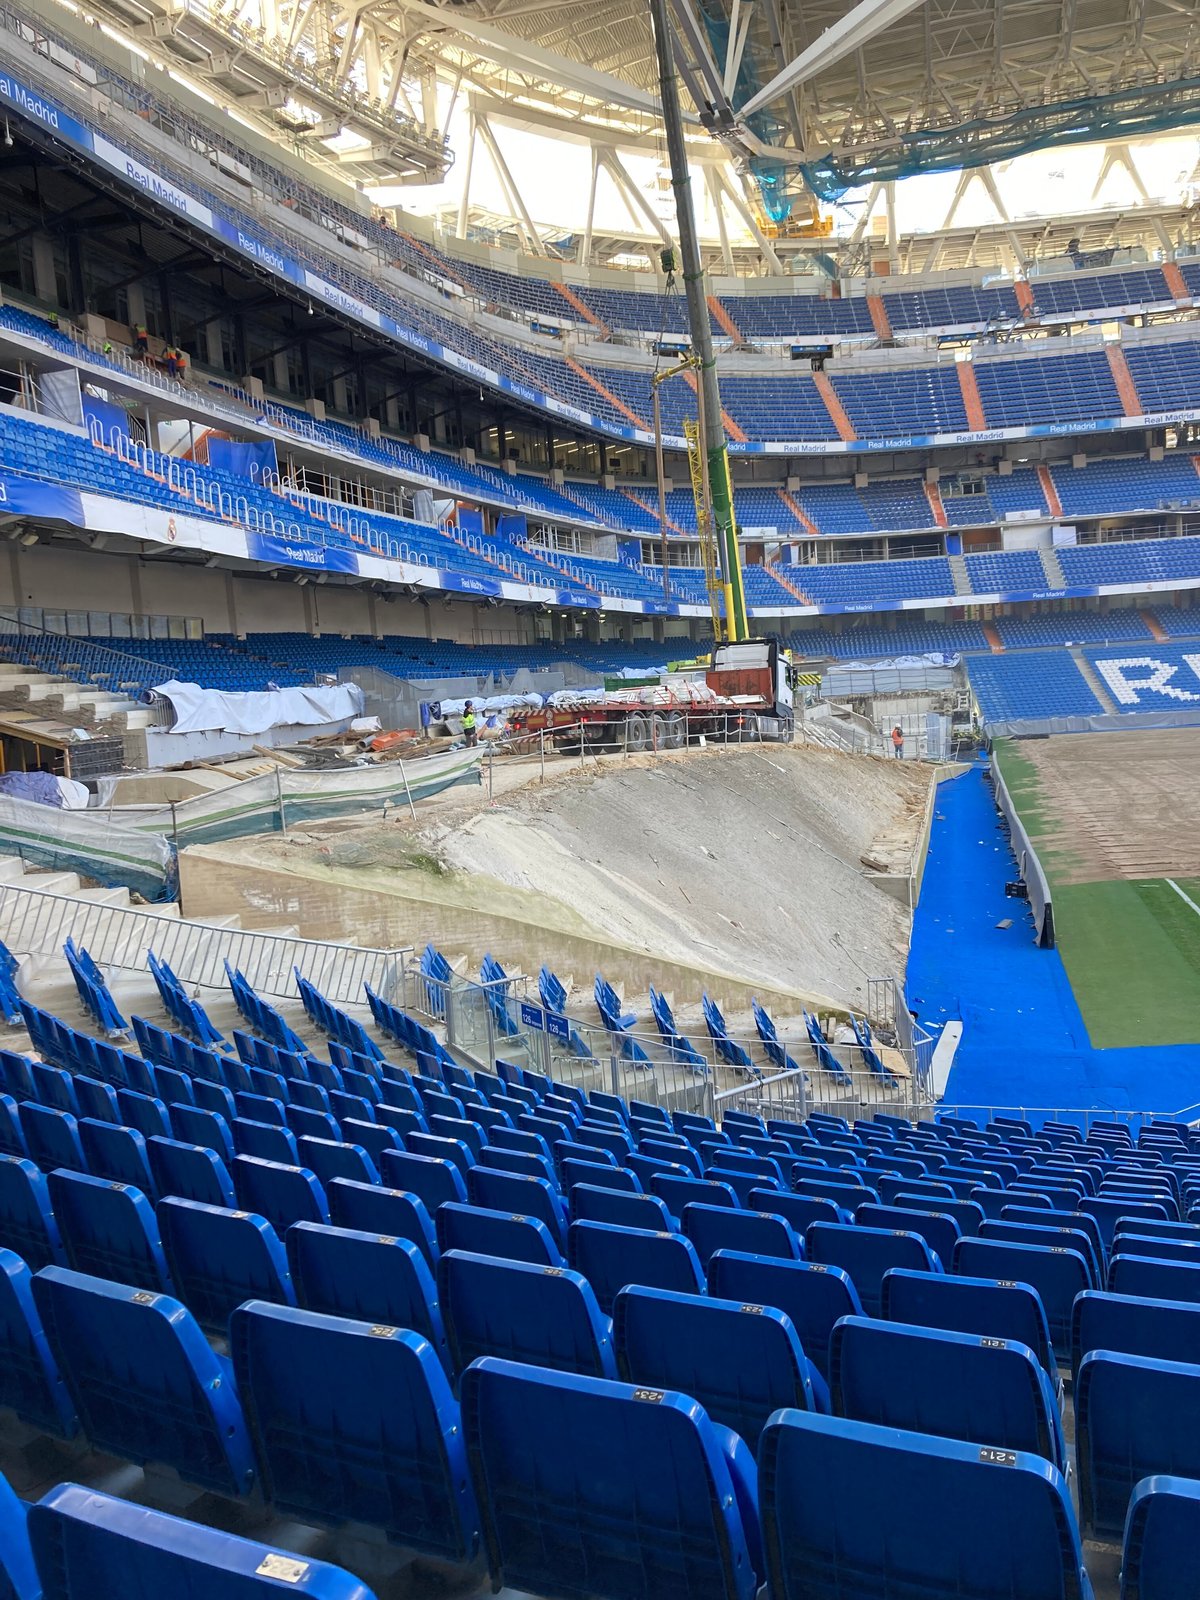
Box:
737;0;929;120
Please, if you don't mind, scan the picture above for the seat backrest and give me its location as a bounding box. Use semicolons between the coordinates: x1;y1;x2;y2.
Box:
467;1168;567;1250
1077;1349;1200;1538
806;1223;941;1315
1121;1475;1200;1600
759;1408;1088;1600
830;1315;1064;1469
569;1184;672;1234
77;1121;155;1197
378;1150;467;1214
1112;1233;1200;1267
434;1201;563;1267
980;1219;1100;1285
439;1249;615;1379
28;1481;375;1598
707;1250;861;1384
1108;1253;1200;1305
232;1155;329;1233
749;1189;852;1233
614;1284;817;1453
855;1204;961;1271
18;1103;84;1174
462;1357;758;1600
568;1220;705;1314
0;1247;75;1436
954;1237;1089;1348
1071;1290;1200;1385
881;1267;1058;1381
147;1137;236;1209
47;1169;170;1295
158;1197;294;1334
1082;1195;1172;1248
0;1155;62;1269
231;1300;479;1560
326;1179;437;1267
33;1266;256;1497
287;1222;448;1369
681;1203;800;1268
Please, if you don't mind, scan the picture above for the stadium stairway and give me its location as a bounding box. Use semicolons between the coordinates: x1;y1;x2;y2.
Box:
0;663;152;735
1069;650;1118;713
948;554;972;596
1040;547;1067;589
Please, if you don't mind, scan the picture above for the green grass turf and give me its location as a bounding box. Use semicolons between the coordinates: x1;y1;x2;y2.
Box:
993;740;1200;1049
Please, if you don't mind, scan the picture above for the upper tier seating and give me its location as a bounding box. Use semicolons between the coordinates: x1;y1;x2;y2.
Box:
965;654;1105;722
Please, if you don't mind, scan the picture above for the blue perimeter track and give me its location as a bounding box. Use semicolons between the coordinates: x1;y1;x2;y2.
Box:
907;760;1200;1121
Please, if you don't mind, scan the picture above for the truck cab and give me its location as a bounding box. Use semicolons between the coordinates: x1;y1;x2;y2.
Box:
705;639;794;724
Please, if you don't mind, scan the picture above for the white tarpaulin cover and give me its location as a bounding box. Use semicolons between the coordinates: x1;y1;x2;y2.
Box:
151;680;364;736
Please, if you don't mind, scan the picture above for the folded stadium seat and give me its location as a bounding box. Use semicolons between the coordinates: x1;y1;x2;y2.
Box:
880;1267;1061;1389
1108;1253;1200;1304
17;1105;86;1176
478;1148;556;1185
855;1204;961;1270
1077;1350;1200;1539
462;1357;761;1600
33;1267;256;1497
1120;1476;1200;1600
1071;1290;1200;1389
828;1315;1066;1471
379;1150;468;1214
146;1139;235;1210
0;1469;37;1600
1085;1196;1175;1246
1001;1205;1106;1267
434;1201;564;1267
285;1106;341;1145
0;1248;76;1437
232;1119;299;1167
326;1178;438;1267
232;1156;329;1233
707;1251;861;1387
1111;1234;1200;1269
466;1168;567;1250
980;1219;1102;1284
0;1096;26;1160
568;1220;706;1314
28;1482;376;1599
47;1171;171;1296
30;1065;80;1118
294;1135;379;1189
438;1250;615;1379
614;1284;827;1450
954;1237;1090;1355
562;1156;638;1194
1113;1216;1200;1247
0;1157;63;1270
158;1197;295;1334
681;1203;801;1268
759;1409;1089;1600
805;1222;942;1316
169;1104;235;1164
286;1221;448;1368
230;1300;480;1558
74;1120;151;1200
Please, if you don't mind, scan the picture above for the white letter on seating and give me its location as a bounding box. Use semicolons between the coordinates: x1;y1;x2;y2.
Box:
1095;657;1200;705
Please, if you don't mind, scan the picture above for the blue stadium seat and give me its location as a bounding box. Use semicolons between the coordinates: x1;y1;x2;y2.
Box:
439;1249;615;1377
232;1155;329;1232
955;1237;1089;1352
707;1250;861;1384
467;1167;567;1249
170;1104;234;1164
856;1203;961;1269
980;1218;1101;1284
47;1170;171;1295
287;1221;448;1368
1077;1349;1200;1538
829;1315;1066;1470
158;1197;295;1333
681;1202;801;1266
326;1178;437;1267
1108;1253;1200;1304
462;1357;760;1600
434;1200;563;1266
749;1189;853;1232
568;1219;705;1313
33;1266;256;1496
0;1156;63;1269
570;1184;673;1233
806;1222;942;1315
1083;1196;1173;1248
231;1300;480;1557
0;1470;36;1600
1120;1476;1200;1600
232;1120;298;1166
1111;1233;1200;1267
1071;1290;1200;1384
18;1105;85;1175
147;1136;236;1208
0;1247;76;1435
882;1266;1060;1383
77;1121;155;1196
0;1095;25;1160
379;1150;467;1213
614;1284;825;1450
759;1408;1089;1600
28;1480;377;1598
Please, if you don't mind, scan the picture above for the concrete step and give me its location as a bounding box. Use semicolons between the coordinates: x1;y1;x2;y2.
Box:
16;871;83;894
0;858;29;884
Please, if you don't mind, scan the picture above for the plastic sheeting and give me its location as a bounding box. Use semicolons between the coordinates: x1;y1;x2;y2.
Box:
149;679;364;736
983;707;1200;738
0;772;89;808
0;793;174;900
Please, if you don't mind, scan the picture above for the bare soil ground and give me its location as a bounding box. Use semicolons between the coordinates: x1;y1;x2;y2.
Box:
1005;729;1200;884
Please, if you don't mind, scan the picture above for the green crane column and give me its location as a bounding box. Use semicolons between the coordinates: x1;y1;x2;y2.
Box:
647;0;748;641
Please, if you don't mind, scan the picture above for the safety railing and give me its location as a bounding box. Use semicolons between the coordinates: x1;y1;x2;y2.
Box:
0;880;407;1006
0;612;176;701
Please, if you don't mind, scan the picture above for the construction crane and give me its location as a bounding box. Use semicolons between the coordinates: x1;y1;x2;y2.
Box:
651;358;730;643
647;0;749;644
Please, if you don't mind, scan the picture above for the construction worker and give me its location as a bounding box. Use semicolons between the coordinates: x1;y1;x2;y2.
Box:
134;323;149;357
102;341;113;357
461;701;478;748
891;725;905;760
165;346;179;379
